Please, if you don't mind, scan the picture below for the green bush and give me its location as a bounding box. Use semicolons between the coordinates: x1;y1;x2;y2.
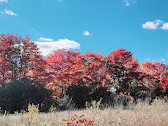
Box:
0;78;55;113
65;83;117;109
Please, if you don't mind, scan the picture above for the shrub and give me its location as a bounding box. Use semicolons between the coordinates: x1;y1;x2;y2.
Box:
57;95;75;111
0;78;55;113
66;84;91;109
152;81;164;98
90;87;116;108
115;92;133;108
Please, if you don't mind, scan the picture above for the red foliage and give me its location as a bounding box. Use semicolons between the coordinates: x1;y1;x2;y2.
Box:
0;34;47;86
105;48;140;91
83;51;109;87
106;48;133;64
62;114;94;126
1;34;167;97
46;49;87;96
46;50;112;97
119;92;133;99
141;62;168;91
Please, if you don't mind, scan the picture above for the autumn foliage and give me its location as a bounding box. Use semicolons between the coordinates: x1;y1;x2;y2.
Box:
62;114;94;126
0;34;47;86
141;62;168;91
46;49;87;96
105;48;140;92
0;34;168;99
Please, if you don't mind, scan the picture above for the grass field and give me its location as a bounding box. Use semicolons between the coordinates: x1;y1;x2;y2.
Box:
1;99;168;126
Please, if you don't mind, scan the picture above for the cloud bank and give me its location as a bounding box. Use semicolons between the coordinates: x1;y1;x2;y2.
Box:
35;37;80;56
142;19;168;30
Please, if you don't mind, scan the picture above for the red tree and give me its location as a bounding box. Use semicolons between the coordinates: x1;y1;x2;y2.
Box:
0;34;47;86
21;37;48;83
46;49;87;96
105;48;140;92
46;50;113;97
83;51;109;88
141;62;168;91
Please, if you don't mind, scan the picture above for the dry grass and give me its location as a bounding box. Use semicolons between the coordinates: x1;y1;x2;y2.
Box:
1;99;168;126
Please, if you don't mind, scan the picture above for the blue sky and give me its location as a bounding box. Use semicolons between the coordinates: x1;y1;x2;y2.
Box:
0;0;168;64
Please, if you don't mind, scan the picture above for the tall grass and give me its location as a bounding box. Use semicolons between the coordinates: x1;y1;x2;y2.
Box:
1;99;168;126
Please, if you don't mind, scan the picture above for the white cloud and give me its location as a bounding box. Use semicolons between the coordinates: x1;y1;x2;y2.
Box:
123;0;136;6
142;19;168;30
35;38;80;56
83;31;91;36
0;0;8;2
142;19;163;30
2;9;17;16
161;23;168;30
39;37;54;42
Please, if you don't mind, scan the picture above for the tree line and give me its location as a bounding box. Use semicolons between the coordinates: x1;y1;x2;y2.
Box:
0;34;168;113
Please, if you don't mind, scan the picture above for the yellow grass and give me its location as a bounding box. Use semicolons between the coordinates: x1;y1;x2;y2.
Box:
1;99;168;126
